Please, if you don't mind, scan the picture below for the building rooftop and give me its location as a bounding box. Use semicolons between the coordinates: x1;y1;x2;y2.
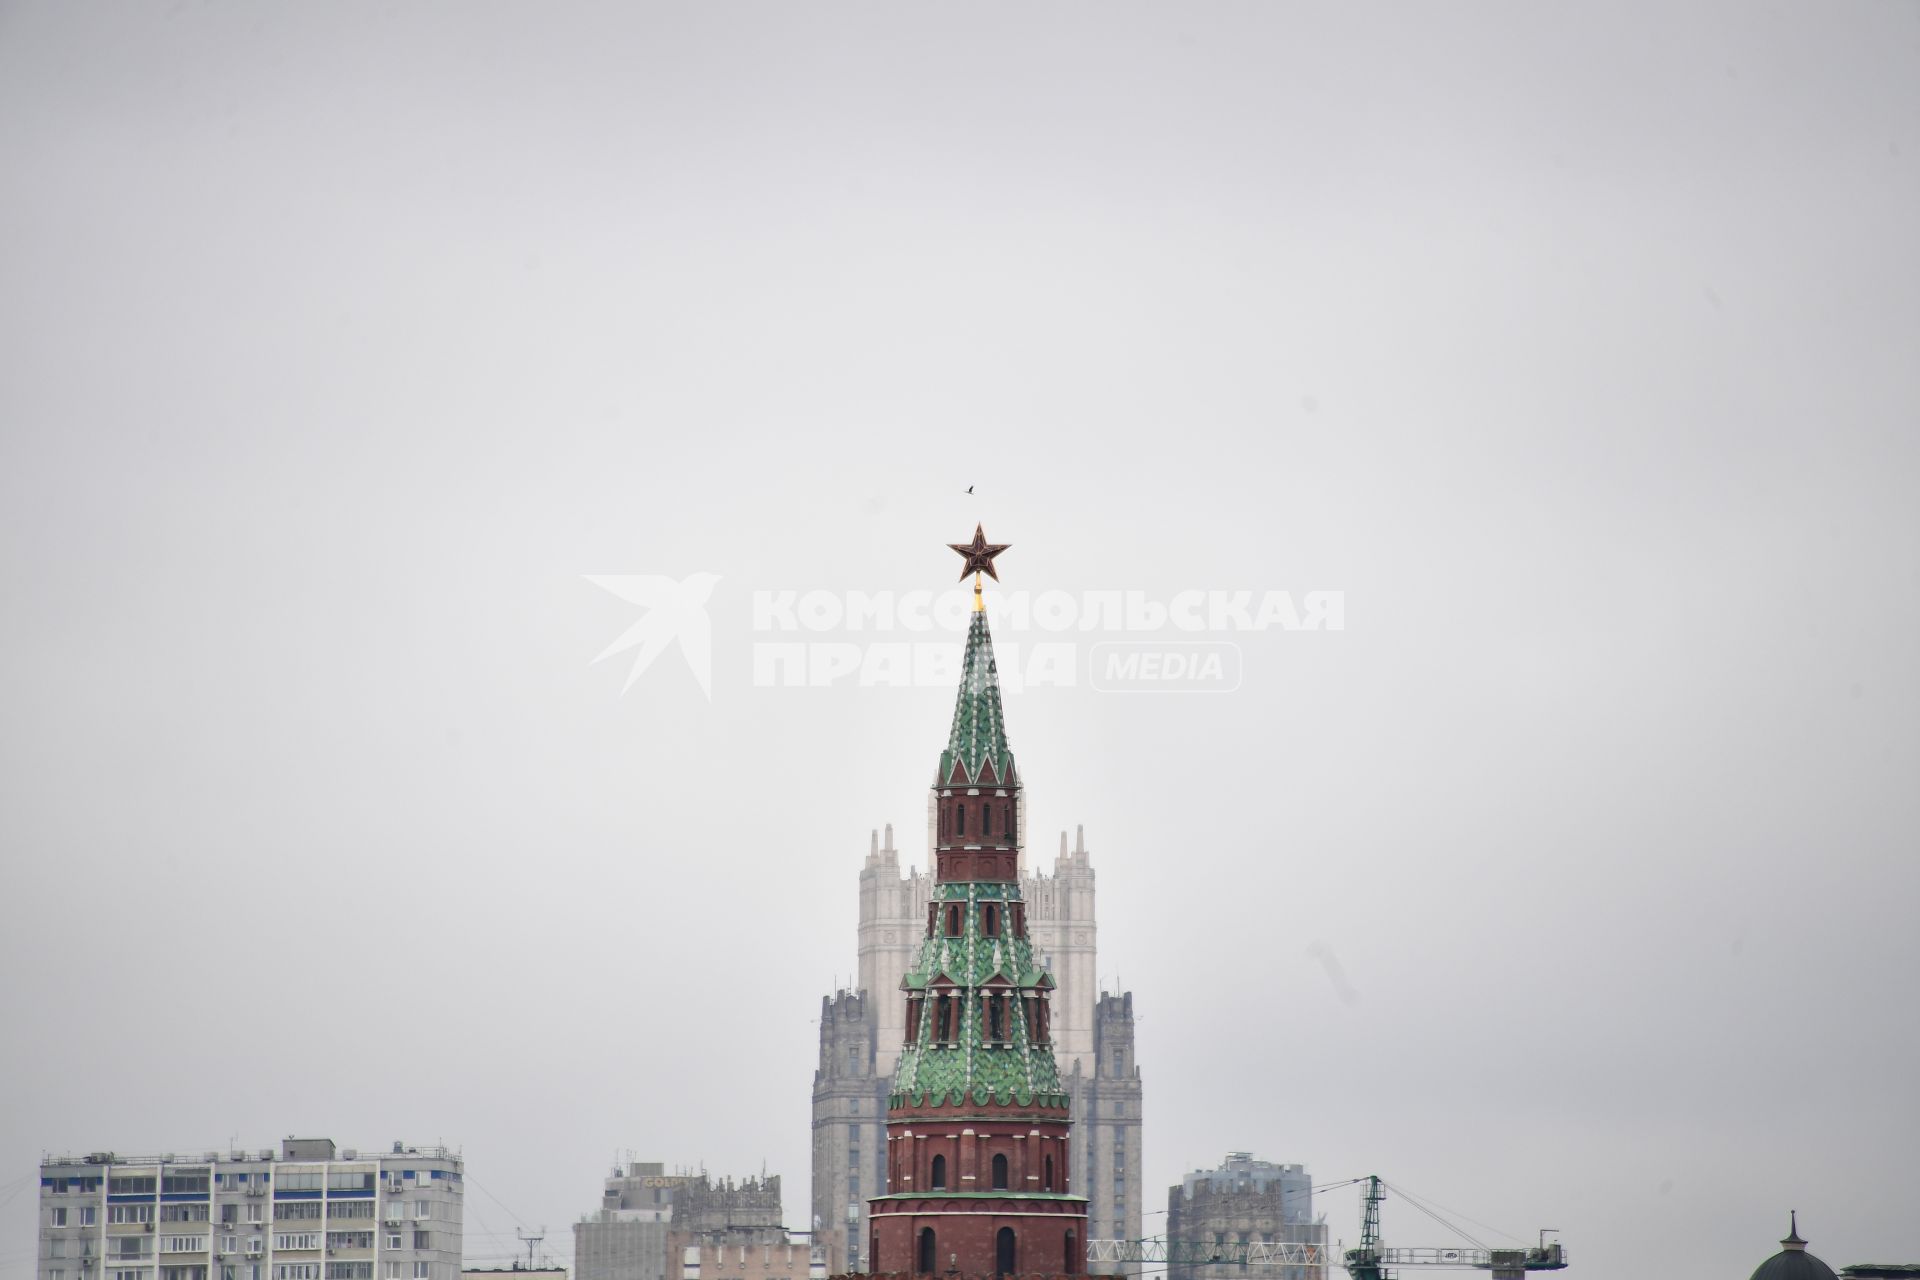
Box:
42;1140;457;1168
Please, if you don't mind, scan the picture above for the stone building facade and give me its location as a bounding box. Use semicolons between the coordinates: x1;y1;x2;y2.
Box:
1166;1155;1327;1280
814;824;1142;1274
1073;994;1143;1255
576;1169;784;1280
574;1164;679;1280
679;1239;825;1280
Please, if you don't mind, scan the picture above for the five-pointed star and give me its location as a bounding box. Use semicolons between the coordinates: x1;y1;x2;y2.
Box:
948;524;1011;581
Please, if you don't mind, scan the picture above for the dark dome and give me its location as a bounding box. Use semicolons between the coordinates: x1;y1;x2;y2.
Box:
1750;1253;1837;1280
1750;1215;1837;1280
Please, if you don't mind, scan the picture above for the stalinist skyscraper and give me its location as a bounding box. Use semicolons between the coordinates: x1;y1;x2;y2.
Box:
811;529;1143;1274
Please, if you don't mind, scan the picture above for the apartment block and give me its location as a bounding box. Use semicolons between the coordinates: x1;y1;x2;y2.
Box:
37;1140;462;1280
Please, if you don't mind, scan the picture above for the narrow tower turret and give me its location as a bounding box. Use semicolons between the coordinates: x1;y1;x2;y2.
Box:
867;529;1087;1278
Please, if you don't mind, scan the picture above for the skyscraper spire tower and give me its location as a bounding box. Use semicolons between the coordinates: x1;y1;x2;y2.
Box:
867;531;1087;1277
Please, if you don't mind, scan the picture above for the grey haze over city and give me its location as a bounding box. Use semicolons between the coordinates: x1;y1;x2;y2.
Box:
1;3;1915;1280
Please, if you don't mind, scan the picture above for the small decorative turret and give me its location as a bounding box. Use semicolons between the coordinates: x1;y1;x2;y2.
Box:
1747;1211;1838;1280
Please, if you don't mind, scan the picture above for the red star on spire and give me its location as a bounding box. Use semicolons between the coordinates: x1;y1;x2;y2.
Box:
948;524;1011;582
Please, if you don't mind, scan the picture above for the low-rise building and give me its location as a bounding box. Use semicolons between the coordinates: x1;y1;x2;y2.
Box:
678;1239;824;1280
574;1168;789;1280
37;1140;462;1280
573;1166;680;1280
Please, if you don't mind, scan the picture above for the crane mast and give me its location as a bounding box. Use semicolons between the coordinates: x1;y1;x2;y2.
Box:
1340;1176;1568;1277
1345;1176;1388;1280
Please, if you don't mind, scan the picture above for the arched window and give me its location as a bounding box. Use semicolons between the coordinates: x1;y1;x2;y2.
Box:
984;904;998;936
917;1228;936;1275
1044;1154;1054;1192
988;996;1005;1043
935;995;951;1043
872;1233;880;1273
991;1153;1009;1191
956;805;965;836
947;905;961;937
995;1227;1016;1276
930;1154;946;1190
1065;1230;1078;1275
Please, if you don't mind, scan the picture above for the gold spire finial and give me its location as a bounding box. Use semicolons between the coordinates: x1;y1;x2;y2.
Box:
948;525;1009;612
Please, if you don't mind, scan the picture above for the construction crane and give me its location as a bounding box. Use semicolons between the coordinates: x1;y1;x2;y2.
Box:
1087;1176;1564;1278
1344;1177;1567;1279
1084;1240;1329;1268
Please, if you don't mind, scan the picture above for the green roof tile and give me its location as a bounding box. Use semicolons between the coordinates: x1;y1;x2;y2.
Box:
892;881;1064;1103
939;610;1014;786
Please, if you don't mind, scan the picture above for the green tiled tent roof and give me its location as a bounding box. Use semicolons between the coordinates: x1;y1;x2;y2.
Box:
892;603;1067;1111
892;879;1065;1107
939;609;1015;786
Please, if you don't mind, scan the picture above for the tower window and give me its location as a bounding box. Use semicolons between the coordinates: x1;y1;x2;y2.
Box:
956;805;965;836
996;1228;1016;1276
946;905;961;937
930;1155;946;1190
991;1154;1009;1191
1044;1154;1055;1192
984;904;998;936
1065;1231;1078;1276
917;1229;935;1275
984;805;992;836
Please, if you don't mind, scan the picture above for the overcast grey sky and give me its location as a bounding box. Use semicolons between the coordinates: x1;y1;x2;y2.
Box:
2;3;1916;1278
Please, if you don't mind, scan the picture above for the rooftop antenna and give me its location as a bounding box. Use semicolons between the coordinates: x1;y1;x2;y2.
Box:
517;1227;545;1270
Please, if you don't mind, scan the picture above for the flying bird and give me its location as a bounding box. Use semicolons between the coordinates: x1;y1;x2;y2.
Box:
966;485;974;495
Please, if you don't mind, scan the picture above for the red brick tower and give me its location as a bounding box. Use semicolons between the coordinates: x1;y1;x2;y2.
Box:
867;530;1086;1279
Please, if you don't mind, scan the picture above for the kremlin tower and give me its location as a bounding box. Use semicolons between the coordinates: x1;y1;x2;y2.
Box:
866;528;1087;1278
